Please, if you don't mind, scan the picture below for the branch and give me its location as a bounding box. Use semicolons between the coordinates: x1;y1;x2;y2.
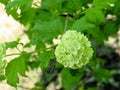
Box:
5;53;20;57
17;85;31;90
64;15;69;33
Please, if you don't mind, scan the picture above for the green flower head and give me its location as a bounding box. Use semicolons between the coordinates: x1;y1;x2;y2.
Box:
55;30;93;69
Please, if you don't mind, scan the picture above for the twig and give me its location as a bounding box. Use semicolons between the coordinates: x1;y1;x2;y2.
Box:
64;15;69;33
5;53;20;57
17;85;31;90
5;44;57;57
16;47;21;53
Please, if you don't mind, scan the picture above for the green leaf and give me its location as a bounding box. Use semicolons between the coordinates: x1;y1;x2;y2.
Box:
61;68;83;90
69;0;82;11
93;0;117;9
0;0;8;5
60;0;82;14
82;0;93;6
0;75;6;81
85;8;105;25
37;51;55;70
20;51;31;61
103;21;118;36
35;10;51;21
5;0;32;20
90;27;107;45
35;42;46;51
5;41;18;49
29;19;63;43
20;8;36;26
94;68;112;82
71;17;107;44
5;57;27;87
113;0;120;13
41;0;62;10
87;87;98;90
78;84;84;90
71;17;96;32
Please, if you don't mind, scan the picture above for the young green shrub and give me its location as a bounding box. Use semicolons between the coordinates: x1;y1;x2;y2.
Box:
55;30;93;69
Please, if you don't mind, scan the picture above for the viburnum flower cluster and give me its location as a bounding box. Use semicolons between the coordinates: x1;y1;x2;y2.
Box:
55;30;93;69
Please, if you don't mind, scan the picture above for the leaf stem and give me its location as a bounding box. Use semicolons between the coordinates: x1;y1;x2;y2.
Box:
16;47;21;53
29;44;57;54
64;15;69;33
5;53;20;57
5;45;57;57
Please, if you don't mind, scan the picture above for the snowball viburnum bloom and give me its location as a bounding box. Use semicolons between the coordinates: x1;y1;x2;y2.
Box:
55;30;93;69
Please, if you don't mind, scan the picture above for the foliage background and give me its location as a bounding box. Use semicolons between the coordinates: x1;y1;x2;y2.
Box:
0;0;120;90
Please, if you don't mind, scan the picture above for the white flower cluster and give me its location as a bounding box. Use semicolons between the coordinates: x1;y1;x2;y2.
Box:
55;30;93;69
